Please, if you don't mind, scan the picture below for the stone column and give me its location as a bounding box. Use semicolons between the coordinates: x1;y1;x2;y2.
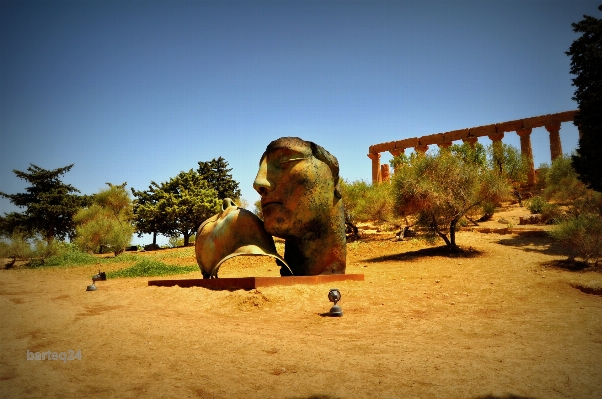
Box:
488;132;504;145
488;132;504;153
545;122;563;161
488;132;505;172
462;137;478;148
367;152;381;185
381;164;390;182
414;145;429;154
516;128;535;186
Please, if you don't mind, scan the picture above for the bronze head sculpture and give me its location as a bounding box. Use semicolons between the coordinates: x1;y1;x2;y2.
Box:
253;137;346;276
195;198;292;279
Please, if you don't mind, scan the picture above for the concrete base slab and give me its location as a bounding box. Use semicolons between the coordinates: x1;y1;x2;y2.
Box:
148;274;364;290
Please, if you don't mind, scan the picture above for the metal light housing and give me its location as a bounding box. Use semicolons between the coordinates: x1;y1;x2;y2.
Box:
327;288;343;317
86;270;106;291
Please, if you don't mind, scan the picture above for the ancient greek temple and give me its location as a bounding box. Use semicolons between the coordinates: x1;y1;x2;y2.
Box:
367;110;578;186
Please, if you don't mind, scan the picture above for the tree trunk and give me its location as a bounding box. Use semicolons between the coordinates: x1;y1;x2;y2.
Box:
46;222;55;244
152;232;157;246
432;216;452;247
183;232;190;247
448;218;460;252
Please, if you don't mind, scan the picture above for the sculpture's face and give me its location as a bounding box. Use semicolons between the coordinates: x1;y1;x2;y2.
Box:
253;138;335;239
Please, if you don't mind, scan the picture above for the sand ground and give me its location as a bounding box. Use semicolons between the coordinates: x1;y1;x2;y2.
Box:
1;204;601;399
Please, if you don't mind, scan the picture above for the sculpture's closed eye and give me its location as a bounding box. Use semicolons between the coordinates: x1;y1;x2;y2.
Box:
279;157;307;167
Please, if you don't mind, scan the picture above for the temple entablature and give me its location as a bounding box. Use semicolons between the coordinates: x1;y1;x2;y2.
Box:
367;110;578;186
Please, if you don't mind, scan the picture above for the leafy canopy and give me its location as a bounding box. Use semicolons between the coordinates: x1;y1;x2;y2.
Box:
197;156;241;201
132;170;221;246
338;178;394;222
541;156;589;204
132;157;239;246
487;143;529;186
131;184;163;244
73;183;135;255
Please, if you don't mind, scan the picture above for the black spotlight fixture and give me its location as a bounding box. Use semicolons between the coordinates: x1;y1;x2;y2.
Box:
327;288;343;317
86;270;107;291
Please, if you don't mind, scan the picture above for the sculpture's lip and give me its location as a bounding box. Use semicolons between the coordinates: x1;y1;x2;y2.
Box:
261;200;283;208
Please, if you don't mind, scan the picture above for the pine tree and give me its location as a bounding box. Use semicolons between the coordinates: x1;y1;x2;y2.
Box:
0;164;89;242
131;185;163;247
132;170;222;246
197;157;241;201
567;5;602;192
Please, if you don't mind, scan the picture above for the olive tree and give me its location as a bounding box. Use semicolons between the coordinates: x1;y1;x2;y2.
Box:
392;148;510;251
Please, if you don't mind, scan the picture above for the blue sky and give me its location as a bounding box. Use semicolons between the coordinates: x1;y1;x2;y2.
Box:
0;0;598;245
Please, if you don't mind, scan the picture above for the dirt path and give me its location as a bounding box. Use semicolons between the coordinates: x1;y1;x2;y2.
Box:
1;208;601;398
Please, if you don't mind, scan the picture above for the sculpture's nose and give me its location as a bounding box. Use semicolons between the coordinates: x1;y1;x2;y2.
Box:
222;198;236;211
253;160;273;196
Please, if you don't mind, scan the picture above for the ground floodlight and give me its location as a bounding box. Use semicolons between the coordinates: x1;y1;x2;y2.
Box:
327;288;343;317
86;270;107;291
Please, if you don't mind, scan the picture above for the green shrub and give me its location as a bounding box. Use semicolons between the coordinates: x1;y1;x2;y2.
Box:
0;233;33;263
457;218;469;230
107;258;197;278
540;202;563;224
479;201;496;221
542;156;588;204
535;163;550;190
527;196;547;214
32;239;71;259
74;207;134;255
108;253;141;263
551;214;602;265
0;241;8;258
74;183;135;255
573;191;602;216
168;235;195;248
339;179;395;222
31;246;98;268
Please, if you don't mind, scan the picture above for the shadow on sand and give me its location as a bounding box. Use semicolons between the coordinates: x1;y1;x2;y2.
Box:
473;395;537;399
498;232;602;272
474;394;535;399
288;393;536;399
542;258;601;272
287;396;342;399
364;245;483;263
496;231;566;257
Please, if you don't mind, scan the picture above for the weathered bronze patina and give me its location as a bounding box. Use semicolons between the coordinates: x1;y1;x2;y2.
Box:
195;198;291;279
253;137;346;276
